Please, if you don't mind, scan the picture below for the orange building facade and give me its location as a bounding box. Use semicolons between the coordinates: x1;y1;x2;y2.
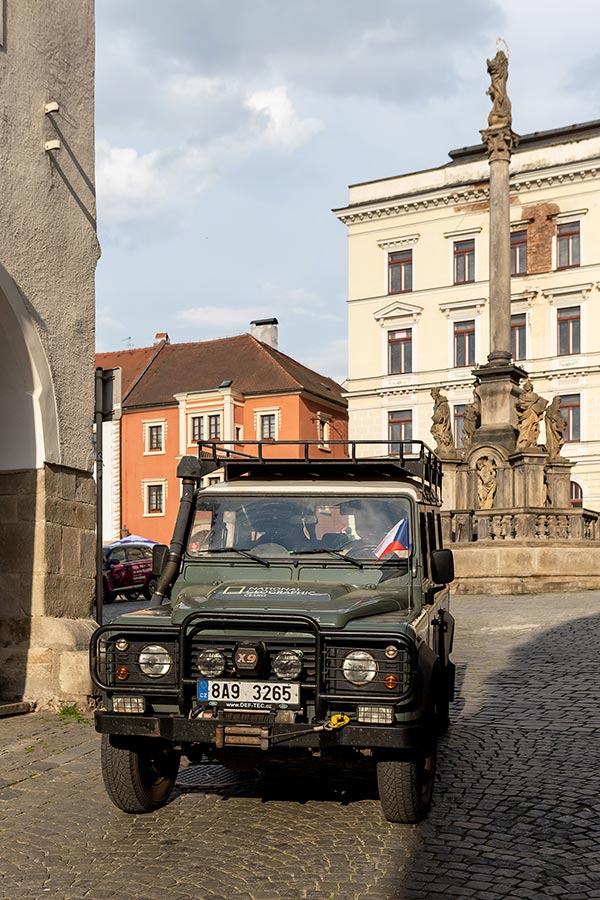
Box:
98;324;348;545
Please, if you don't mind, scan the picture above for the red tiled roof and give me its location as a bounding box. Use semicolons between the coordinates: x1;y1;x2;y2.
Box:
95;344;165;400
122;334;345;408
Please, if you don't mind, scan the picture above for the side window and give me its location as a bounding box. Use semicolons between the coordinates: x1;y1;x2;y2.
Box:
436;513;443;548
419;512;429;580
427;511;437;552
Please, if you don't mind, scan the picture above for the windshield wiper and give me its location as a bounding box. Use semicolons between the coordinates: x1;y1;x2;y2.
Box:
289;549;363;569
197;547;270;567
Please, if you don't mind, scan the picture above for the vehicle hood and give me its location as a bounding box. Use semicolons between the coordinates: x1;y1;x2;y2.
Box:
171;580;405;628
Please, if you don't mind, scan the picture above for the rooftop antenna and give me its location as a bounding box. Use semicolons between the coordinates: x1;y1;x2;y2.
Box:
120;336;133;349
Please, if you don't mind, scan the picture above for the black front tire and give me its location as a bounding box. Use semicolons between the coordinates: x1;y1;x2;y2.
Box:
101;735;180;813
377;740;437;824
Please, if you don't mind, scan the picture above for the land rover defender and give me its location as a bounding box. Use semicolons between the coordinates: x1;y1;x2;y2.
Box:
90;441;455;823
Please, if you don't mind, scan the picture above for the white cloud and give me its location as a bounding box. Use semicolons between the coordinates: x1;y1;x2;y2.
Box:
246;86;322;150
96;83;321;226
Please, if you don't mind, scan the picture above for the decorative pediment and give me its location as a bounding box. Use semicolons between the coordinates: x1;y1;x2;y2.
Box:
377;234;420;252
542;282;593;304
438;297;487;317
374;300;424;326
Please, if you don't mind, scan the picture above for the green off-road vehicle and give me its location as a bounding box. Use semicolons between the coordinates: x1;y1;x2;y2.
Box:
91;441;455;823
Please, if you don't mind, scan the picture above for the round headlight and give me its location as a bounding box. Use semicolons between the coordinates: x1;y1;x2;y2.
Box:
138;644;172;678
342;650;377;686
197;648;226;677
272;649;302;680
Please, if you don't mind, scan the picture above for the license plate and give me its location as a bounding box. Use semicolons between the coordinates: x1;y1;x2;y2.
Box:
197;679;300;708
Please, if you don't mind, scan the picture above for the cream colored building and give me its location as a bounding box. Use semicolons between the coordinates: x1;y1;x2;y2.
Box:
335;121;600;510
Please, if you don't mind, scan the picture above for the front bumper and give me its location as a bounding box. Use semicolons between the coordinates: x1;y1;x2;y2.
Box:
94;710;428;751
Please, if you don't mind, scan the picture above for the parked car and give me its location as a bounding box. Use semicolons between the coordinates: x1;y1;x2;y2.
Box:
102;541;157;604
91;440;456;823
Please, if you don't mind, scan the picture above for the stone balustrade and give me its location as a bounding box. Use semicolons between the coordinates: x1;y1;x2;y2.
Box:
442;507;600;544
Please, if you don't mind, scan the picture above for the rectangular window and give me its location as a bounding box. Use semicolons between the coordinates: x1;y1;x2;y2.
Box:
560;394;580;442
261;413;276;440
388;409;412;454
317;414;331;449
511;230;527;275
208;414;221;440
557;306;580;355
148;424;163;451
388;250;413;294
454;320;475;367
191;416;203;443
147;484;164;515
557;221;580;269
388;328;413;374
511;313;526;361
453;239;475;284
454;404;466;449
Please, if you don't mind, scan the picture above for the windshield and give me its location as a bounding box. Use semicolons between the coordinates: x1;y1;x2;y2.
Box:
187;494;412;564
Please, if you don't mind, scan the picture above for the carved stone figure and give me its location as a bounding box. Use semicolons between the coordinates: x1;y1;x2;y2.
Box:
545;397;567;459
516;380;548;451
486;49;512;129
462;389;481;451
476;456;497;509
430;387;454;451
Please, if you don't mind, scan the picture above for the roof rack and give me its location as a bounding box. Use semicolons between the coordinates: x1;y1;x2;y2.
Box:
195;440;443;504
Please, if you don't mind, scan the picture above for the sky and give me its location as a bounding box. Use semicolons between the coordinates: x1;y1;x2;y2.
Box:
94;0;600;384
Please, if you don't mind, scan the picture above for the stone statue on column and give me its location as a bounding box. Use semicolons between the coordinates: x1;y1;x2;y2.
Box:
515;379;548;451
462;388;481;451
545;397;567;459
480;43;518;161
430;387;454;452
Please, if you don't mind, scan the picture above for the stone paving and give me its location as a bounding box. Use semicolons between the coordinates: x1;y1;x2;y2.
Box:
2;591;600;900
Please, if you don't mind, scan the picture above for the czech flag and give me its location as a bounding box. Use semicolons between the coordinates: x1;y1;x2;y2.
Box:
374;518;410;561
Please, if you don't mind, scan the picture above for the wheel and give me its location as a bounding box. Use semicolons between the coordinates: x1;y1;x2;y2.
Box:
142;577;157;601
376;740;437;824
100;734;180;813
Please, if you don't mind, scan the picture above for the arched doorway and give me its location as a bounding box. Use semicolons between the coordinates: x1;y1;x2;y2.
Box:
0;263;59;701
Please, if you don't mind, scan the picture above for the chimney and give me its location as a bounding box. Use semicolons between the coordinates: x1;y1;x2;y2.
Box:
154;332;170;345
250;317;279;350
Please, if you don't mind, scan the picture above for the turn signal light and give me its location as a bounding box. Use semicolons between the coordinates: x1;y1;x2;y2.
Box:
116;666;129;681
384;674;398;690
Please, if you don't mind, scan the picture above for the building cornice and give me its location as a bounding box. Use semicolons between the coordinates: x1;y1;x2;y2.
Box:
335;163;600;225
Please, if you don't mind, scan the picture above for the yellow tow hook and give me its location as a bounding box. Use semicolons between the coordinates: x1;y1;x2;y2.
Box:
324;713;351;730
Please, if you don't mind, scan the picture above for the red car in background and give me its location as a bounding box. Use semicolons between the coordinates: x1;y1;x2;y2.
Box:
102;540;157;604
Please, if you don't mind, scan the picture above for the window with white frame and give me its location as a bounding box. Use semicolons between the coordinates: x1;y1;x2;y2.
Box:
453;239;475;284
570;481;583;508
388;409;412;454
557;306;581;356
453;404;466;449
388;250;413;294
559;394;580;442
254;407;280;440
511;313;526;361
191;415;204;443
144;482;165;516
454;320;475;367
144;420;165;454
557;221;580;269
510;230;527;276
260;413;276;440
208;414;221;440
388;328;412;374
317;413;332;449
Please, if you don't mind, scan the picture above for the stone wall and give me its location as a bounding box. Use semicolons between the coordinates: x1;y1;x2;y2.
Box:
0;466;96;705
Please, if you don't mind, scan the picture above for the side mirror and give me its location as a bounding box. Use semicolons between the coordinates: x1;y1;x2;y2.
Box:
152;544;169;577
430;548;454;585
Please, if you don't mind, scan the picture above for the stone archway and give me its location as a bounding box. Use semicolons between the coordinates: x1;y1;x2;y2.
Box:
0;265;95;705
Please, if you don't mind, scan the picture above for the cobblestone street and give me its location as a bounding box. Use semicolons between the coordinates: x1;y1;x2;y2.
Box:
1;591;600;900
